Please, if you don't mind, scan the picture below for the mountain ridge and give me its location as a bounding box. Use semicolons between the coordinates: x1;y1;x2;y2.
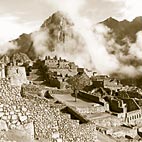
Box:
101;16;142;44
3;12;142;62
8;11;78;60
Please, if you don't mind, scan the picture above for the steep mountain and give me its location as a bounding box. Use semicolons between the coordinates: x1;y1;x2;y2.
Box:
9;11;81;60
9;13;142;61
12;33;35;59
101;16;142;45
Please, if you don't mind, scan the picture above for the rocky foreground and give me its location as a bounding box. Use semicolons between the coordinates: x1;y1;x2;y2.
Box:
0;79;97;142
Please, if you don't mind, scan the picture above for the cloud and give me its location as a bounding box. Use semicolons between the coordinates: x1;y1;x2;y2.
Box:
123;0;142;21
129;31;142;60
0;15;39;44
0;0;141;43
80;0;125;22
31;23;91;68
0;0;129;42
102;29;142;78
30;0;142;78
0;42;18;55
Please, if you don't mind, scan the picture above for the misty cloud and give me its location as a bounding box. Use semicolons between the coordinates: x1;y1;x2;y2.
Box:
31;22;91;68
101;27;142;78
0;42;18;55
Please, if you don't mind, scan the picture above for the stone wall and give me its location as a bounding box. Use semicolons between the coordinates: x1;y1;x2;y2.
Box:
106;126;137;139
21;84;45;97
6;66;28;86
76;105;105;114
0;103;31;130
21;84;73;98
109;99;123;113
94;115;122;128
79;91;101;103
0;64;5;79
49;88;73;95
49;68;77;77
0;79;98;142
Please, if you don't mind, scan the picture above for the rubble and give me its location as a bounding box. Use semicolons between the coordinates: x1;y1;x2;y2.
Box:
0;78;98;141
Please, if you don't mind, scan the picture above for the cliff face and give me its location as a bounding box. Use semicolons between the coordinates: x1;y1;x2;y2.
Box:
9;11;81;60
12;33;35;59
40;11;74;51
9;14;142;61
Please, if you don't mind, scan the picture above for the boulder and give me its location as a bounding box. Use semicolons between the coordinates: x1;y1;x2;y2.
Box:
0;120;8;131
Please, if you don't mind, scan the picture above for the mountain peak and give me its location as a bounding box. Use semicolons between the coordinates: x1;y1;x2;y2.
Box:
132;16;142;22
41;11;74;29
102;17;118;24
101;16;142;45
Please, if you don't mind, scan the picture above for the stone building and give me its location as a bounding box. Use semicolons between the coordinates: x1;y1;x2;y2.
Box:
103;91;142;126
6;64;28;86
39;56;79;89
43;56;78;77
91;74;122;91
0;63;5;79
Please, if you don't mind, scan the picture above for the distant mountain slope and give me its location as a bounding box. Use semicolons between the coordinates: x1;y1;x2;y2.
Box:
11;52;31;63
0;52;31;64
101;16;142;45
9;13;142;61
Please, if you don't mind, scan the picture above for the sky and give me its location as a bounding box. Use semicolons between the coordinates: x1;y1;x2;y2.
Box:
0;0;142;44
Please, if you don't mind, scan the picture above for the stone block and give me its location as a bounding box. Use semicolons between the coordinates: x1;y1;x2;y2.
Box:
18;113;22;116
10;111;14;115
0;112;4;117
15;109;20;113
19;116;27;122
10;124;16;129
0;120;8;131
5;112;9;115
56;138;63;142
2;115;7;121
16;122;34;141
11;115;18;120
12;106;16;110
52;132;60;139
11;120;18;124
0;107;3;112
21;107;27;112
0;104;4;107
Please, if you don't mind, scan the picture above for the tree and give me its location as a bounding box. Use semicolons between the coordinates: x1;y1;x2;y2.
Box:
67;71;91;102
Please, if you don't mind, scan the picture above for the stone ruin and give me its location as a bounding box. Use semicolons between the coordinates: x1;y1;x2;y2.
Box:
0;78;97;142
6;65;28;86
